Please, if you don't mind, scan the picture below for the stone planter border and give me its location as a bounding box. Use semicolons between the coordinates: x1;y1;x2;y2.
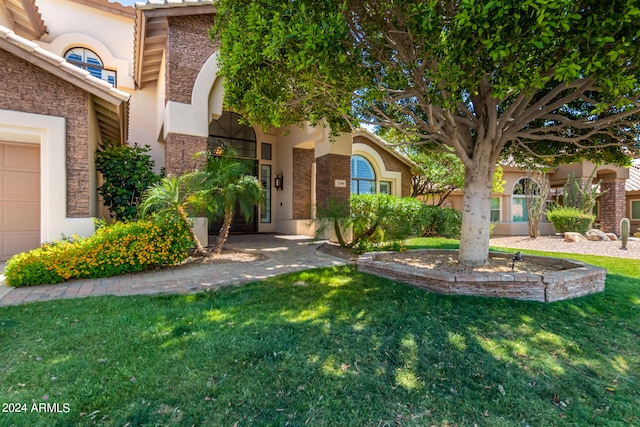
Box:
356;250;606;303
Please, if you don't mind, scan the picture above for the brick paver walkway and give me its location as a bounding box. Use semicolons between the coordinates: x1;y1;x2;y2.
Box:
0;234;348;307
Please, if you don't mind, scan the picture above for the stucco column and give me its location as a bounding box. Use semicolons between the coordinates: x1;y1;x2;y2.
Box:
599;180;626;236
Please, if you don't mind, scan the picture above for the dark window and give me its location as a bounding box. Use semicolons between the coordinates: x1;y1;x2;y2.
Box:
208;112;257;158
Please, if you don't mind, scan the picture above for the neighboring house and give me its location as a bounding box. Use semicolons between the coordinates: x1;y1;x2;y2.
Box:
443;161;629;237
624;161;640;234
0;0;413;260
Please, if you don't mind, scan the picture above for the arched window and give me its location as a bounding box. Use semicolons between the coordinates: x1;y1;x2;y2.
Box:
64;47;116;86
512;177;540;222
208;112;257;158
351;155;376;194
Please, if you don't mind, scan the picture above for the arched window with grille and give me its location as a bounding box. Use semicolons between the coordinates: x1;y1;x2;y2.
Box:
64;47;116;87
512;177;540;222
351;155;377;194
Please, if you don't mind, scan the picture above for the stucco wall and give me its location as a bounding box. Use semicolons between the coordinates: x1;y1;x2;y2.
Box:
0;48;91;218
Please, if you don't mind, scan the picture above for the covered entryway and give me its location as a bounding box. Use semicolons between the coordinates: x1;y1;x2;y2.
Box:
208;112;260;234
0;142;40;261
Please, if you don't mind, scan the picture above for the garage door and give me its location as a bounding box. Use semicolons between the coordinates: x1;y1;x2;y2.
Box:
0;142;40;261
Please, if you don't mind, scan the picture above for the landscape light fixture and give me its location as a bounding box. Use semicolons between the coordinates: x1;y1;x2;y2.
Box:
511;251;523;272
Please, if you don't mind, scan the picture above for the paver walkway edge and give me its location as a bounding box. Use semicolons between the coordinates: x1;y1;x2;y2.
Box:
0;234;348;307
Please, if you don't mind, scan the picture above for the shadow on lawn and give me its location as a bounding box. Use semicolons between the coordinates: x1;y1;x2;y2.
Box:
1;267;639;426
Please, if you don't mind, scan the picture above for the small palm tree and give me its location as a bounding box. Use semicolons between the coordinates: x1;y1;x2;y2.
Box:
139;174;212;256
204;152;265;254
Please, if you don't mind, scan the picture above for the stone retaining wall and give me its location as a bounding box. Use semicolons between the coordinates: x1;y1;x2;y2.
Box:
357;250;606;303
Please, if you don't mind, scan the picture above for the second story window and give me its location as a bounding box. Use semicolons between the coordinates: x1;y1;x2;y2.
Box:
64;47;116;87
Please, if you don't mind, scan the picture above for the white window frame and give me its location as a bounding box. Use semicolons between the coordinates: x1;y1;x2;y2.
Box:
64;47;117;87
630;199;640;219
490;197;501;222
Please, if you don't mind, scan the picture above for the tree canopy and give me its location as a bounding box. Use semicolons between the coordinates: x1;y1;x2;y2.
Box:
212;0;640;265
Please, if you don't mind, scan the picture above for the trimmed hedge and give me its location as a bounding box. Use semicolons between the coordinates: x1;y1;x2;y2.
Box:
4;218;194;287
546;206;595;235
349;194;462;250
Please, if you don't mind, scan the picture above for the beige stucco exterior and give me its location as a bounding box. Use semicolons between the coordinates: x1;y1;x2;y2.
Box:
0;0;414;258
2;0;634;258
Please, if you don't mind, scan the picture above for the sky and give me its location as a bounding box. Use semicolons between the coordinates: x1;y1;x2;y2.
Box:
108;0;137;6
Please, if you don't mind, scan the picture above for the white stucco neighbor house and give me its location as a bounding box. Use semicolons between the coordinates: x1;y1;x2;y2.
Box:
0;0;414;260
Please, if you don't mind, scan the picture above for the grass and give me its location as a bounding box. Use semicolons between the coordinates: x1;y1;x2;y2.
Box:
0;238;638;426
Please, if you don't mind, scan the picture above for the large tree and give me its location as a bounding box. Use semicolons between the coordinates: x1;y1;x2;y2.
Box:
212;0;640;265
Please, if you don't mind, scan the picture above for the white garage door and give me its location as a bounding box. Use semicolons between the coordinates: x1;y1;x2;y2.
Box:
0;142;40;261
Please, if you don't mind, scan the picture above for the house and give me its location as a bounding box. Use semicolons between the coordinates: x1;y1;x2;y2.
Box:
1;0;636;262
0;0;413;260
624;160;640;234
442;161;630;237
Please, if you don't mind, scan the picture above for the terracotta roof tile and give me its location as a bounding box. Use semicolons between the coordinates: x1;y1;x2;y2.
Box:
625;164;640;192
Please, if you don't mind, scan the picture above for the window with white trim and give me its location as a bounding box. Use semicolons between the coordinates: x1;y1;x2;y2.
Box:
631;200;640;219
380;181;392;195
490;197;500;222
512;177;540;222
351;155;377;194
64;47;116;87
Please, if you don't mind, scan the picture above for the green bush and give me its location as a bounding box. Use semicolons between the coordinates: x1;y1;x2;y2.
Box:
546;206;595;234
96;140;161;221
412;205;462;239
349;194;462;250
4;218;194;287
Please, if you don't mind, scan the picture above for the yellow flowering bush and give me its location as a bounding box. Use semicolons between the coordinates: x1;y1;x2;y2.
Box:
4;218;194;287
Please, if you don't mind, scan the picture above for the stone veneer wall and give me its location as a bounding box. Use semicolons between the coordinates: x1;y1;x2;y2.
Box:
315;154;351;210
353;136;412;197
165;134;207;175
0;49;90;218
599;180;626;235
166;14;217;105
292;148;314;219
357;250;606;303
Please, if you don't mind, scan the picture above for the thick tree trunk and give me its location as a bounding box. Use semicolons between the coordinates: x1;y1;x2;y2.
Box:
213;209;234;255
458;162;495;267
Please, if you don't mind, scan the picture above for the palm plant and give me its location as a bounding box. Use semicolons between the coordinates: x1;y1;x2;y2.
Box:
204;152;265;254
138;174;212;256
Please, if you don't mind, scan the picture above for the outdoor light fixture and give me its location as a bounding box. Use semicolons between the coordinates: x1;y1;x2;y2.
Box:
511;251;523;272
274;170;284;191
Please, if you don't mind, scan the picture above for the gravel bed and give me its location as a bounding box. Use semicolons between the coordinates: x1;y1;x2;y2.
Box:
490;235;640;259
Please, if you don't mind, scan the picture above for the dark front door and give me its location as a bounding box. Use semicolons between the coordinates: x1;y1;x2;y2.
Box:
209;159;259;234
207;112;259;234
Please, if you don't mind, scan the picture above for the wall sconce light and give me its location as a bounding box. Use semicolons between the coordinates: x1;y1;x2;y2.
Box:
274;170;284;191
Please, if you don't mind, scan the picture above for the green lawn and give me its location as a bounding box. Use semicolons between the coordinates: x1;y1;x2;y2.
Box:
0;239;638;426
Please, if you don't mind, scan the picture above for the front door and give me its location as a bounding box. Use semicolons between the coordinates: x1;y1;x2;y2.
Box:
207;111;259;234
209;159;259;234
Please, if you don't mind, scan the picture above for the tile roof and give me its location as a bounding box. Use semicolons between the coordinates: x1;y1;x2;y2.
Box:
133;0;215;88
0;24;130;143
0;0;46;39
135;0;214;10
625;163;640;192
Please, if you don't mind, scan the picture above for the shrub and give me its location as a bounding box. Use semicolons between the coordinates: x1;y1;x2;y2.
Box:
411;205;462;239
349;194;462;250
546;206;595;234
96;140;161;221
350;194;421;247
4;218;193;287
